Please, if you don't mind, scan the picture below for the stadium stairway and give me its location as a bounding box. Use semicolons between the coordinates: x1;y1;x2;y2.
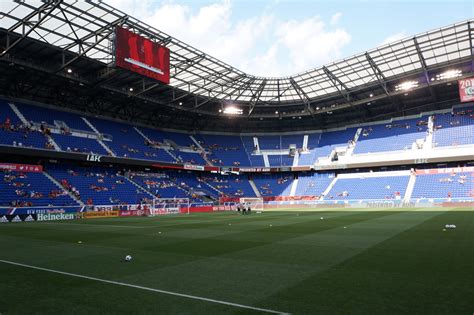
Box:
248;179;262;197
201;180;224;196
322;176;338;199
83;117;115;156
8;103;29;126
134;126;179;162
43;171;84;206
345;128;362;156
123;175;156;198
423;116;435;150
263;154;270;167
292;151;299;166
289;177;298;196
45;134;61;151
403;172;417;202
302;135;309;150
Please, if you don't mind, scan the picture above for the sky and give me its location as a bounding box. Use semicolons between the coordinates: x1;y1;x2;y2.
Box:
106;0;474;77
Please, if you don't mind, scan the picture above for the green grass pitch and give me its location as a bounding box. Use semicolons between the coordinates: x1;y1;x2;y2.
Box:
1;208;473;314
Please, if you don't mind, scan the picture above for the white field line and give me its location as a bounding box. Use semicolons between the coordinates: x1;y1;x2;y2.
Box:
0;259;290;315
40;222;146;229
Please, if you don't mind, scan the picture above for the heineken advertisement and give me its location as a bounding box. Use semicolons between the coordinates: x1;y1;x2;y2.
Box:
37;213;77;221
0;212;78;223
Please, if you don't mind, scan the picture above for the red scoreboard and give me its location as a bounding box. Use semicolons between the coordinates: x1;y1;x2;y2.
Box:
115;26;170;84
458;77;474;103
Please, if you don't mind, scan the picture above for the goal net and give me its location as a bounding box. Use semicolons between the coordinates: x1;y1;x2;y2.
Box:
147;198;190;216
239;197;264;211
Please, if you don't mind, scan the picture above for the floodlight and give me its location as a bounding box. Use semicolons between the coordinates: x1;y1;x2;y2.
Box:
435;69;462;81
395;81;418;91
223;106;243;115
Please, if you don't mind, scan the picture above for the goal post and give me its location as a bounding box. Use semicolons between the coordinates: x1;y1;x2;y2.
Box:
239;197;264;211
147;197;190;216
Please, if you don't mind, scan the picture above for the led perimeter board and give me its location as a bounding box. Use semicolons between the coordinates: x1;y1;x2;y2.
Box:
115;26;170;84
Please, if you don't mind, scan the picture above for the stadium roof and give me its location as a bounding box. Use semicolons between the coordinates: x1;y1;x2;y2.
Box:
0;1;473;131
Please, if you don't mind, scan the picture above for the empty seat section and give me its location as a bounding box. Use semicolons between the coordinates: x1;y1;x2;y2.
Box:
295;173;334;196
258;136;281;150
0;170;77;207
267;155;294;166
253;174;293;196
175;151;207;165
411;172;473;199
48;165;152;205
198;134;251;166
88;118;175;162
241;136;264;166
327;175;409;200
299;129;356;165
354;118;428;154
281;134;304;149
15;102;92;131
52;134;108;155
0;101;49;149
201;174;256;197
433;107;474;147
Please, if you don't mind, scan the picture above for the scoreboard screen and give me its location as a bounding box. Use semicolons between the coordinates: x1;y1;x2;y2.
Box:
115;26;170;84
458;77;474;103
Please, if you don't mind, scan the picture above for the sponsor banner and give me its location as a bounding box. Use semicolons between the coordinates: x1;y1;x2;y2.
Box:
94;205;114;212
212;205;227;211
37;212;77;221
204;166;220;172
86;154;103;163
0;214;37;223
119;210;146;217
263;196;320;202
291;166;311;171
0;207;83;216
458;77;474;103
115;26;170;84
83;210;119;219
150;208;180;215
0;163;43;172
187;206;213;213
184;164;204;171
152;163;185;170
236;167;272;173
416;166;474;175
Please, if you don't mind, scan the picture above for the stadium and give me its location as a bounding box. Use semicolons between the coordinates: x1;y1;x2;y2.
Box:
0;1;473;313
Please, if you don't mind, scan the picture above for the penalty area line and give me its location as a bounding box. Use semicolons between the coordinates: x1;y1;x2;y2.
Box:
0;259;289;315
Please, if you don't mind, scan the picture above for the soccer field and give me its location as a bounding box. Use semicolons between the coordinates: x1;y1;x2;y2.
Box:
1;208;473;314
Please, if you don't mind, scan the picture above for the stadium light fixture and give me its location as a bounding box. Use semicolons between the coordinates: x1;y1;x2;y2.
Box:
223;106;243;115
178;102;183;106
395;81;418;92
275;111;279;114
67;68;72;73
316;106;320;110
129;87;134;92
218;109;222;113
369;93;374;98
436;69;462;81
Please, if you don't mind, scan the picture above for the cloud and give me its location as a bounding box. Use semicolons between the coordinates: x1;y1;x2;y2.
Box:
330;12;342;26
106;0;351;77
273;16;351;74
380;31;408;46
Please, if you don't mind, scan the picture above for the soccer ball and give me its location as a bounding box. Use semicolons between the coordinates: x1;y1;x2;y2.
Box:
125;255;133;262
320;217;324;220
